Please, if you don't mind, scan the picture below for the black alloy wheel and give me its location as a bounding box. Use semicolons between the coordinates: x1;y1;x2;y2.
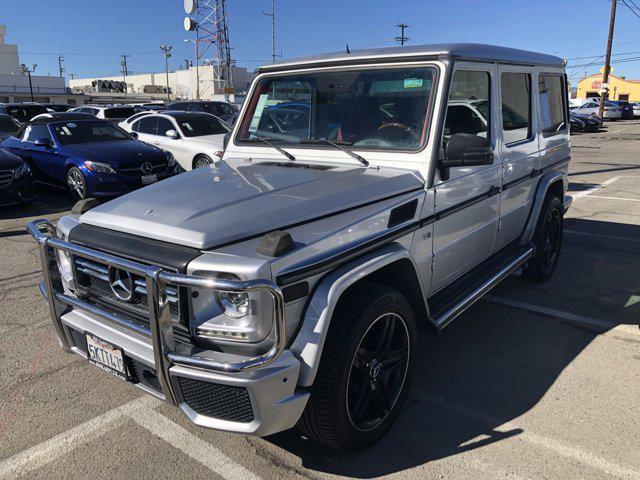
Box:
525;194;563;282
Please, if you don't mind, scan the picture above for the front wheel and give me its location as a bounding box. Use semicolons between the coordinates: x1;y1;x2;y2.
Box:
524;194;563;282
192;154;214;169
66;166;88;201
297;282;416;451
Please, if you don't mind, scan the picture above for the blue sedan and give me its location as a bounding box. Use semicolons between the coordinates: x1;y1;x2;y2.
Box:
1;113;178;200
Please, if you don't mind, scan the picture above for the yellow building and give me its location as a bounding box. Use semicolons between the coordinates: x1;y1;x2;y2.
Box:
576;72;640;101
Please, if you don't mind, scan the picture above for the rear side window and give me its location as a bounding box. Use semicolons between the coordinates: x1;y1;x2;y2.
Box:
133;116;158;134
501;72;531;145
539;74;566;134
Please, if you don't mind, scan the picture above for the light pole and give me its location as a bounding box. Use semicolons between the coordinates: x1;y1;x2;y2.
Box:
20;64;37;102
184;39;200;100
160;45;173;103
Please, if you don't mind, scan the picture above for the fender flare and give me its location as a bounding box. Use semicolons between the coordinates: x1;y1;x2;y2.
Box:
290;242;419;387
520;171;565;244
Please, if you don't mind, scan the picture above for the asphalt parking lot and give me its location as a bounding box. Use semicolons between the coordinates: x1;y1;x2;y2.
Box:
1;121;639;480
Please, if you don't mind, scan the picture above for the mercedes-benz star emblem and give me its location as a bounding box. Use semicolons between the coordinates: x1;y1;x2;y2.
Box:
141;162;153;174
108;267;134;302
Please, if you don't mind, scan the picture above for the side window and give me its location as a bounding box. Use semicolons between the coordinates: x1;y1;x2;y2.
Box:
156;118;175;136
22;125;52;142
445;70;490;140
539;74;567;134
501;72;531;145
134;117;158;134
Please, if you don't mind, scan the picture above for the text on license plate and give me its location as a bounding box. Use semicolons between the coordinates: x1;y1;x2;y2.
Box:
141;174;158;185
86;333;127;380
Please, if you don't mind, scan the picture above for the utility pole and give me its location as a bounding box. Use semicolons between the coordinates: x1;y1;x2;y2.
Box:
160;45;173;103
395;22;410;46
120;54;130;101
20;64;37;102
262;0;276;63
58;54;65;78
598;0;617;119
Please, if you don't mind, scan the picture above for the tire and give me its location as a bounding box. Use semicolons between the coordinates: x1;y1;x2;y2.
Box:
297;282;417;451
524;194;563;282
192;154;213;169
66;166;88;201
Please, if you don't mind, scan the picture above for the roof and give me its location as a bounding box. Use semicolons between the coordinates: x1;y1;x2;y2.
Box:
259;43;565;72
29;112;101;124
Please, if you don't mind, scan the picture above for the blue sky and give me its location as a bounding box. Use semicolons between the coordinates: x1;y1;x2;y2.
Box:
3;0;640;82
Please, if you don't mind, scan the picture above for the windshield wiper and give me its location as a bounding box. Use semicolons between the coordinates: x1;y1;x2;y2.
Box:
250;136;296;161
300;139;369;167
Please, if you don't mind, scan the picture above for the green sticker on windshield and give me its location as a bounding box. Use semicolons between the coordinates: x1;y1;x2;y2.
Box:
404;78;423;89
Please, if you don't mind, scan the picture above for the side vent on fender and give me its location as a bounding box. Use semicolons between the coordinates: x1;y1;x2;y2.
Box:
387;199;418;228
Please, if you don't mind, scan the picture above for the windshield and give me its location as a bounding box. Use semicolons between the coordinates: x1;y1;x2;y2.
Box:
237;66;436;151
0;116;19;132
104;107;137;119
51;120;131;145
176;115;231;137
5;105;48;123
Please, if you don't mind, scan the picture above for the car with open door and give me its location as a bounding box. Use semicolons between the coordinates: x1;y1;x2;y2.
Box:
27;43;571;451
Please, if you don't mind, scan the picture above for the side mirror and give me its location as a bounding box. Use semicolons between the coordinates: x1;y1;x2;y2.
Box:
223;132;231;149
441;133;493;169
165;129;180;139
34;138;52;148
129;131;139;139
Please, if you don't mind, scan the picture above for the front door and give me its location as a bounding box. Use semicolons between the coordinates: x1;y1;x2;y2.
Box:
431;63;500;293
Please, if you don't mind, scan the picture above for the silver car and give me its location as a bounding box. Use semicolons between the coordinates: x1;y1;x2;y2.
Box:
29;43;571;451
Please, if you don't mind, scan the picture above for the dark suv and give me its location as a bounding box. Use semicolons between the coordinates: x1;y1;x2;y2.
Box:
166;100;238;123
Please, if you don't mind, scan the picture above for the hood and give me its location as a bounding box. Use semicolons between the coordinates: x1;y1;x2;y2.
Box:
63;140;166;166
79;158;424;249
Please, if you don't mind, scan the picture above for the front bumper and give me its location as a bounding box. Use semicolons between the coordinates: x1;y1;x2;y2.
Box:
87;167;178;197
0;175;36;206
28;219;309;436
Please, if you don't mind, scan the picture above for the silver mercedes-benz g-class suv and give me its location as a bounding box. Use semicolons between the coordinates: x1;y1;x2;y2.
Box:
28;43;571;451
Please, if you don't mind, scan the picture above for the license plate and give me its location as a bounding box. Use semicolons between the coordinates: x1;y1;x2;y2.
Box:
141;174;157;185
86;333;127;380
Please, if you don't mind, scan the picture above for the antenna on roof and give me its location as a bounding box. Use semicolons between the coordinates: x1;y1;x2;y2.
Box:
346;44;351;54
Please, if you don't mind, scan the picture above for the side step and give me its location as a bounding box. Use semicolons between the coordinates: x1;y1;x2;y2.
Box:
428;243;534;331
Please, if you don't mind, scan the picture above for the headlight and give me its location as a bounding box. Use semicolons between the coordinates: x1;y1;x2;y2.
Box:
214;273;249;318
165;151;176;167
84;160;116;174
13;162;31;179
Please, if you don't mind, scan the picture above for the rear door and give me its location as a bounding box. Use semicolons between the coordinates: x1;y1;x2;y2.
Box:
431;63;501;293
495;66;539;249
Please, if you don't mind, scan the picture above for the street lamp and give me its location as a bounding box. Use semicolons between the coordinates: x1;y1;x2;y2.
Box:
184;39;200;100
160;45;173;103
20;64;37;102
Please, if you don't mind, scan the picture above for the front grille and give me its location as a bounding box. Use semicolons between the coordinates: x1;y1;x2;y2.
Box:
73;256;182;326
0;169;12;188
120;160;168;175
177;376;254;423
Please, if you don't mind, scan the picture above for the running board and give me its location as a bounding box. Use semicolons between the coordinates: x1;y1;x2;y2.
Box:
428;244;535;332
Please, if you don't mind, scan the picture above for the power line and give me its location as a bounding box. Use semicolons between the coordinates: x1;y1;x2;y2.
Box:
620;0;640;21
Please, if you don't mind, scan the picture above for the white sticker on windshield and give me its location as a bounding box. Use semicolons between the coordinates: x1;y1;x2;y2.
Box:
182;122;194;131
61;126;72;135
249;94;269;133
404;78;423;89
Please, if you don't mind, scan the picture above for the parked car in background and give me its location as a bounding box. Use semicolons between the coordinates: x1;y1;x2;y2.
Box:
570;100;622;120
131;103;165;112
570;112;601;132
569;114;586;132
68;105;138;123
0;147;35;206
0;103;48;124
117;111;155;130
608;100;634;119
121;111;231;170
1;113;178;200
43;103;73;112
166;100;238;123
0;114;21;141
632;102;640;117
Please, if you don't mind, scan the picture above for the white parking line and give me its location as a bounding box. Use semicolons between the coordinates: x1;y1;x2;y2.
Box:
571;175;622;199
585;194;640;202
0;396;156;479
128;408;261;480
423;394;640;480
565;229;640;244
485;296;639;336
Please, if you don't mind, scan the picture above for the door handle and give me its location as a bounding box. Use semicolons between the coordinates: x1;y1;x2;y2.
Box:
488;185;501;196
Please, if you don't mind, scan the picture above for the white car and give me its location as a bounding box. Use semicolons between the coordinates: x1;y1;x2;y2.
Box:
68;105;138;123
121;111;231;170
570;100;622;120
631;102;640;117
117;111;155;130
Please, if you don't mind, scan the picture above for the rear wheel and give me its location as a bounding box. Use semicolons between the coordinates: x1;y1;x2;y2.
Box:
297;282;416;451
66;166;87;201
524;194;563;282
192;154;213;169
